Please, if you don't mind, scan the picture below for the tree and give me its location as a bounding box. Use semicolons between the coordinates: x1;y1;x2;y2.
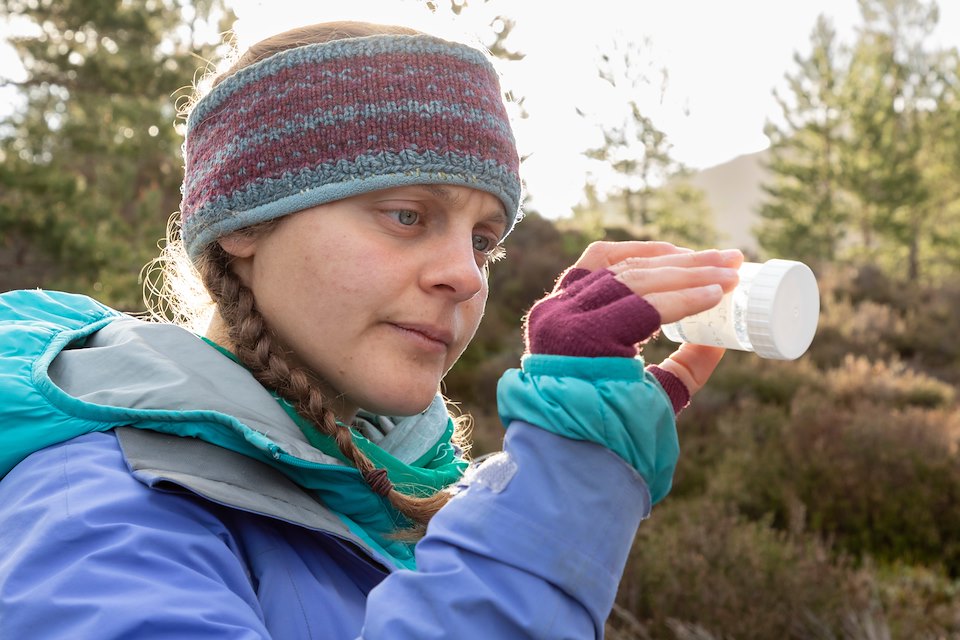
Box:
759;0;960;282
0;0;233;309
841;0;945;281
756;15;852;269
651;176;719;250
426;0;525;62
911;24;960;280
578;38;718;248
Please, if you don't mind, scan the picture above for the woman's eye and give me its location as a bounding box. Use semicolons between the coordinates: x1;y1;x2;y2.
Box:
392;210;419;225
472;234;494;253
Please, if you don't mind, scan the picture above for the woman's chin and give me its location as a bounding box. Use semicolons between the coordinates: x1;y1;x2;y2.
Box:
357;387;439;418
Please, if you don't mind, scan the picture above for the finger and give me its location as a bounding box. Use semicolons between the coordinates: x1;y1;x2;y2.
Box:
616;266;739;299
643;284;726;324
574;241;692;271
657;343;726;396
608;248;744;275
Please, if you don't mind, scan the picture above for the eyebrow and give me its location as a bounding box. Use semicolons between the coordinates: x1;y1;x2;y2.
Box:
485;208;510;233
420;185;508;229
424;185;458;203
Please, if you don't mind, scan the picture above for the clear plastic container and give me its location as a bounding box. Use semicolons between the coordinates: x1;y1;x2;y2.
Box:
661;259;820;360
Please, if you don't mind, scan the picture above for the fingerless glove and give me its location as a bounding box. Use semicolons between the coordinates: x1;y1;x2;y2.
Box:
524;267;689;413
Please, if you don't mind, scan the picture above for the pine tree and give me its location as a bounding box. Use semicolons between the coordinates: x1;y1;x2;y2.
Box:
919;49;960;278
842;0;943;281
756;15;851;269
759;0;959;282
0;0;233;309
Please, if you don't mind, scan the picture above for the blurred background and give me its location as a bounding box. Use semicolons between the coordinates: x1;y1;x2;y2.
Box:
1;0;959;637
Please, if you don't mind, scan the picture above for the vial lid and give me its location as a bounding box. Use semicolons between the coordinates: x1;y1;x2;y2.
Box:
745;259;820;360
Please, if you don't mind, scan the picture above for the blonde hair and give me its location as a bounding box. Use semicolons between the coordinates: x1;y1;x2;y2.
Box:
146;21;478;535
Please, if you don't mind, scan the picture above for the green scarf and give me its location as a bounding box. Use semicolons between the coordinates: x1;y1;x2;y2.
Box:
201;338;468;564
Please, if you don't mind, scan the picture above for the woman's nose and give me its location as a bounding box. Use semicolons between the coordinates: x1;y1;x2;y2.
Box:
421;235;485;301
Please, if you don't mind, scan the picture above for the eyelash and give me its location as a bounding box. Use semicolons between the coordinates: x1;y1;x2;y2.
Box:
485;244;507;264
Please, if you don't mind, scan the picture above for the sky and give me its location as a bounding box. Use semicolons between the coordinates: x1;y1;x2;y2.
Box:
2;0;960;218
226;0;960;217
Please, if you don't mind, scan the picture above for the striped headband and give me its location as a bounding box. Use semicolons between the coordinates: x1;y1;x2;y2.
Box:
180;34;522;259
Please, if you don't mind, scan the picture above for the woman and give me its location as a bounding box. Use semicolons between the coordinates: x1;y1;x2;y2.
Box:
0;21;742;638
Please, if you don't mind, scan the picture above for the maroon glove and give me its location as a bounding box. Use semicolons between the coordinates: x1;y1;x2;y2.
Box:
524;266;691;414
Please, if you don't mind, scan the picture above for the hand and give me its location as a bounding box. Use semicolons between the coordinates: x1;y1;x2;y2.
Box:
525;241;743;409
603;244;743;324
604;246;743;397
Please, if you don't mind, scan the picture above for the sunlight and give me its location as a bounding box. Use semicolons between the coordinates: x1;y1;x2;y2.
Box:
225;0;958;218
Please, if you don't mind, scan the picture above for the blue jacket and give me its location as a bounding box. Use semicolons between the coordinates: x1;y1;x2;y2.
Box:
0;290;677;638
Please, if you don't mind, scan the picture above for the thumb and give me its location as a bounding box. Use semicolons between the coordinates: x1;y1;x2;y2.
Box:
657;343;726;396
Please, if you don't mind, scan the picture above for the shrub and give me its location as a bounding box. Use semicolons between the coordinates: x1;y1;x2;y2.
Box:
870;563;960;637
610;500;960;639
705;353;823;408
815;263;960;382
894;282;960;382
615;498;865;640
710;389;960;576
810;280;906;368
824;354;956;409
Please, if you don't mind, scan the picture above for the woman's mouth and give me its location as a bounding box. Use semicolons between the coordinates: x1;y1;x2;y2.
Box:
390;323;453;352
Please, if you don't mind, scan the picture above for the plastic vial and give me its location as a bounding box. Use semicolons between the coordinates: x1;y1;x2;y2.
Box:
660;259;820;360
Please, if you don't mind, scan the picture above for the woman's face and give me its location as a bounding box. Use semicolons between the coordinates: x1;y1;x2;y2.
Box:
220;185;508;420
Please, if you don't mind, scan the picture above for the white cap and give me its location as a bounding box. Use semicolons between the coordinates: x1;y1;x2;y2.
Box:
745;260;820;360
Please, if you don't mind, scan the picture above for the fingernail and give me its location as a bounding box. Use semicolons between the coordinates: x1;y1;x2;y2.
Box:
720;249;742;260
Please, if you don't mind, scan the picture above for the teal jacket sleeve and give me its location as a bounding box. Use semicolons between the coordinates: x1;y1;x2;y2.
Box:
496;354;680;504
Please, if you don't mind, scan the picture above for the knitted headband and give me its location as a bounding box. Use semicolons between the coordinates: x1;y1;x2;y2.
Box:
180;34;522;259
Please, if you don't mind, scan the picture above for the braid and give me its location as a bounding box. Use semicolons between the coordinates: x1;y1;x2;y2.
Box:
200;242;452;535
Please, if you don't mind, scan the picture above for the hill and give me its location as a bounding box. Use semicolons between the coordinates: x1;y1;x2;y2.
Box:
686;149;769;253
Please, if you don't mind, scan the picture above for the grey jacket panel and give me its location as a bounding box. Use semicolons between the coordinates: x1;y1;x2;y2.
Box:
48;317;345;465
48;316;450;465
43;316;432;568
115;427;354;540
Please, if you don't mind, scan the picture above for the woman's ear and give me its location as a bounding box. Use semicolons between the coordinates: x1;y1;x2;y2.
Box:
218;231;259;258
216;221;278;287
